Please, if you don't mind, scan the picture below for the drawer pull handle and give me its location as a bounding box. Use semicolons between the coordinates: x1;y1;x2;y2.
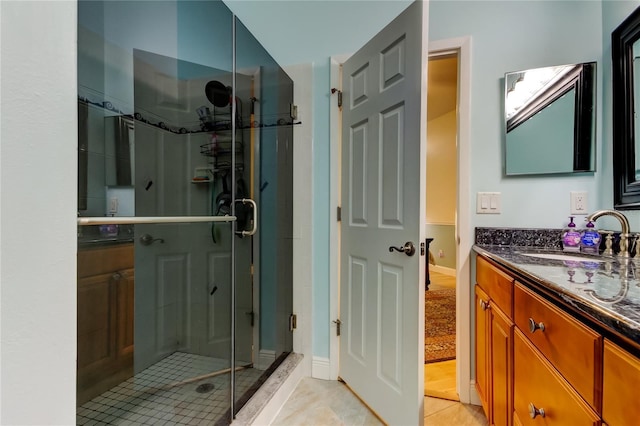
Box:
528;318;545;333
528;402;545;419
479;299;490;311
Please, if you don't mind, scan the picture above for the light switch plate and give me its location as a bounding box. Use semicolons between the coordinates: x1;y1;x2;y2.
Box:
109;197;119;214
477;192;501;214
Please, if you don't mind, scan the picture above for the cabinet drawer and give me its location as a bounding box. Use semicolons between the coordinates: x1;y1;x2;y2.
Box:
603;340;640;425
514;283;602;411
514;329;601;425
476;256;513;317
78;244;134;278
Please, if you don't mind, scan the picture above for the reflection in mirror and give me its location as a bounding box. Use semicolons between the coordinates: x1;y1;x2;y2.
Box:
78;101;88;211
504;62;596;175
612;6;640;208
634;40;640;181
104;116;134;187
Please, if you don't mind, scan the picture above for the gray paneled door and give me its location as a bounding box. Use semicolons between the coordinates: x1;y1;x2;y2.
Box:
339;1;427;424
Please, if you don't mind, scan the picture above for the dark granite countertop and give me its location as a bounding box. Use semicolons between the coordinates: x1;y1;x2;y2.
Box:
78;237;134;249
473;244;640;349
78;224;135;249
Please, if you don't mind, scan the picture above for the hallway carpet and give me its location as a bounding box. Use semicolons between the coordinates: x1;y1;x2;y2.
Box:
425;288;456;363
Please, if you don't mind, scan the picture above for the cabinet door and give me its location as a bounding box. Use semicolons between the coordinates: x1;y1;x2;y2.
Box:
77;272;117;371
116;268;135;358
77;271;119;404
603;340;640;425
491;305;513;426
475;285;491;420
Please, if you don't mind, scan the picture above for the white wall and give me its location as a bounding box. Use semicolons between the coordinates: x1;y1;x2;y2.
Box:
0;1;77;424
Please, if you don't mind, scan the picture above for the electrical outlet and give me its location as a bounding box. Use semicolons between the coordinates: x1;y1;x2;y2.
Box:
570;191;588;215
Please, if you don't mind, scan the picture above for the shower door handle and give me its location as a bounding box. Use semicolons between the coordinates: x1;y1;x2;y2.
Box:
235;198;257;237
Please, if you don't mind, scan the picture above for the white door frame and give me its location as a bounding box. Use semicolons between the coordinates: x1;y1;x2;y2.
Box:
327;53;351;381
327;36;476;405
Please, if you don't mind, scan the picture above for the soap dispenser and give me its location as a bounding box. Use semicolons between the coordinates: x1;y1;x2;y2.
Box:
562;217;581;252
580;220;601;254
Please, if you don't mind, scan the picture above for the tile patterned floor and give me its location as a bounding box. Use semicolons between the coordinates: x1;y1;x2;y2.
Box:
271;378;383;425
424;396;488;426
76;352;263;425
272;378;488;426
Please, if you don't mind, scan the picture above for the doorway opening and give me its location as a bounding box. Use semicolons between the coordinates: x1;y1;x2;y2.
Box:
424;51;459;401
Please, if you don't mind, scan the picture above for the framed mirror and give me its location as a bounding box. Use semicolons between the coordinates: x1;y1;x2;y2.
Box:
613;6;640;209
504;62;596;175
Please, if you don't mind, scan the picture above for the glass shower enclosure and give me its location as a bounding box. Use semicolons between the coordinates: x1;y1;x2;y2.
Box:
76;1;294;423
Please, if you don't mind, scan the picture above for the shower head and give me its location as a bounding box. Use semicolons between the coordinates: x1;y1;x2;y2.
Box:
205;80;231;108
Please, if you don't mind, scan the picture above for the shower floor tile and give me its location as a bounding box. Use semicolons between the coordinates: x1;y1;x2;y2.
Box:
76;352;263;425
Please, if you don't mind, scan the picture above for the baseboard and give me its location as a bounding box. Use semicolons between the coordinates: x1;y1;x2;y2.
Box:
311;356;331;380
468;380;482;406
431;265;456;277
256;350;276;371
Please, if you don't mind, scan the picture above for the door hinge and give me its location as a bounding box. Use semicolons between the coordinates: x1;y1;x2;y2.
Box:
333;319;342;336
420;241;425;256
290;104;298;120
289;314;297;332
331;88;343;108
337;206;342;222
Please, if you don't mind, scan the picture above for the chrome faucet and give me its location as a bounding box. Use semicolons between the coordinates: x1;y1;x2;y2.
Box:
586;210;631;257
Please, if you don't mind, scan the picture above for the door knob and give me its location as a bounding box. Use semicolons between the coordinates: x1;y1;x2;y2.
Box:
388;241;416;256
528;318;546;333
140;234;165;246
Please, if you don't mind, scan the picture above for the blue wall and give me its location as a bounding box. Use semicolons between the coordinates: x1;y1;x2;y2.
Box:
429;1;603;230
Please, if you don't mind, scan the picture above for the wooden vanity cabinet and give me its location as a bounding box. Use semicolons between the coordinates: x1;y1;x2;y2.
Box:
602;340;640;425
475;256;514;426
475;253;612;425
77;244;134;405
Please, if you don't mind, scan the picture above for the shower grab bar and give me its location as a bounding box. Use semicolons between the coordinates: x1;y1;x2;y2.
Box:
235;198;257;237
77;215;236;226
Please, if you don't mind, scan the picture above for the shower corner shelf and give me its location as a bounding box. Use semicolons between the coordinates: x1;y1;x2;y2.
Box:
191;167;214;184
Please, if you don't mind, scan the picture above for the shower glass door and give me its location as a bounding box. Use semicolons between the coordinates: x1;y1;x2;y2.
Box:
77;1;295;424
77;0;238;418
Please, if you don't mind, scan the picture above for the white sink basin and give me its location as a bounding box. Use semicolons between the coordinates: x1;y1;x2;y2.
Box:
517;252;605;263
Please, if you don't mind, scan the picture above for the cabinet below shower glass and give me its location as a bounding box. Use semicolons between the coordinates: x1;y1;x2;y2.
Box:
77;243;134;405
